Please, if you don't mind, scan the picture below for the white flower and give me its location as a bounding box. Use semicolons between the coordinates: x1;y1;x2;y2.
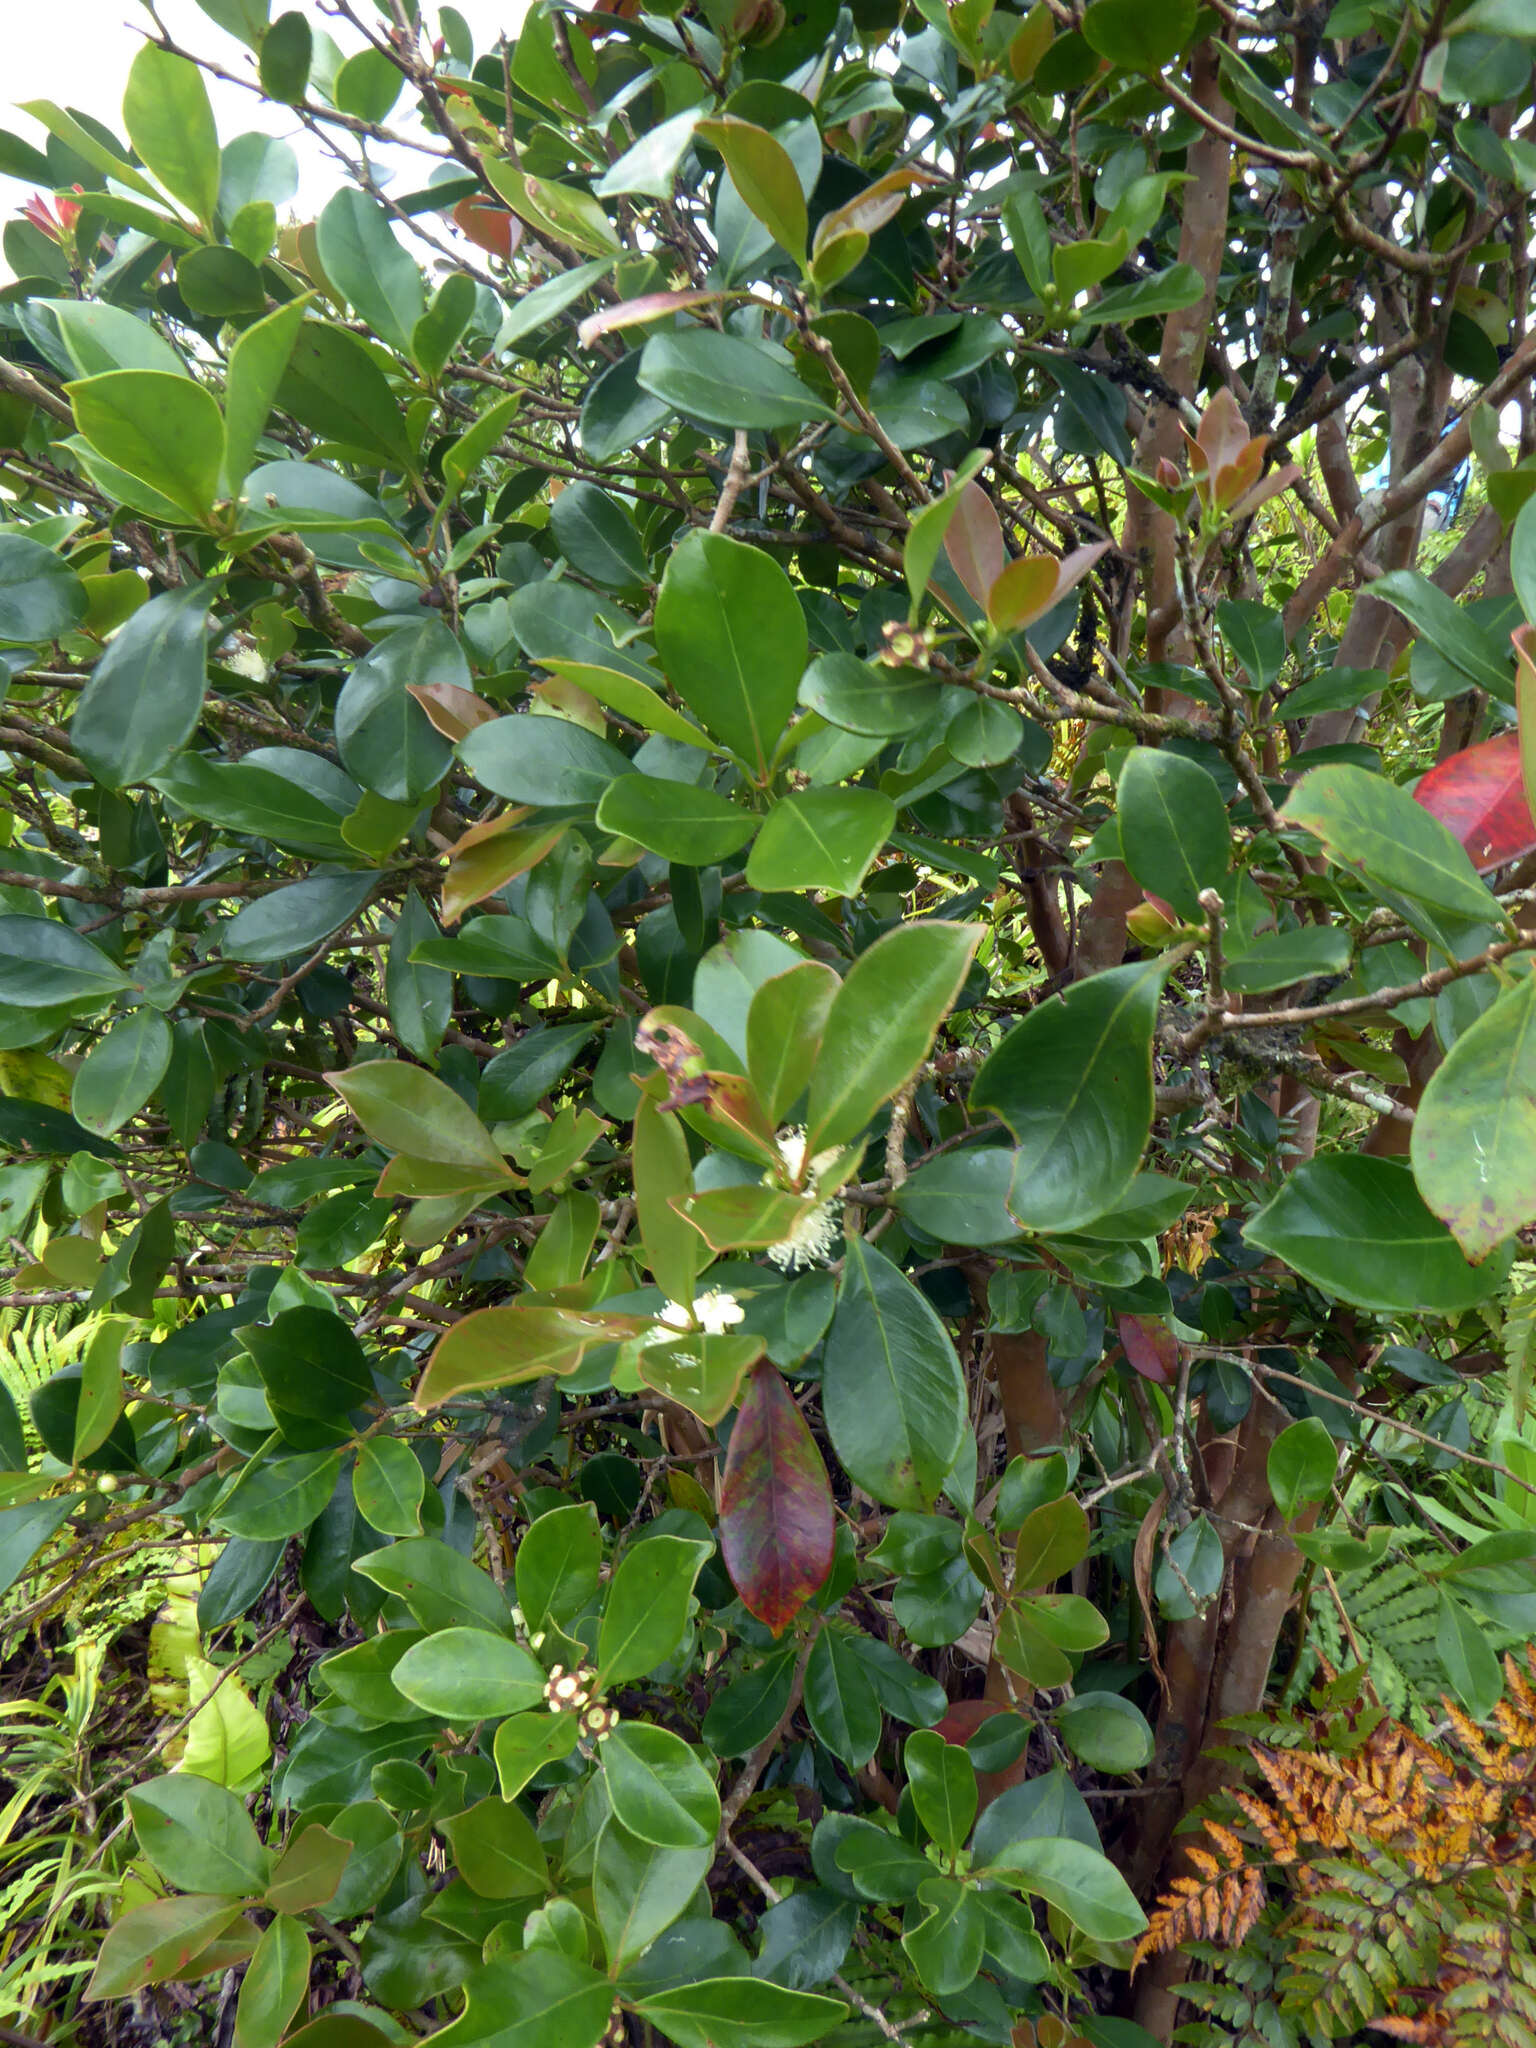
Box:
646;1289;745;1342
220;641;269;683
765;1127;844;1273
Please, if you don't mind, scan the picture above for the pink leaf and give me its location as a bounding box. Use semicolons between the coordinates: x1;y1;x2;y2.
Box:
1116;1314;1176;1385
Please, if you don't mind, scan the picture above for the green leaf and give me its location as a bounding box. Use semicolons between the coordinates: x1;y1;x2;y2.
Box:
890;1145;1020;1246
223;874;376;966
413;1306;644;1408
1372;569;1514;703
240;1308;372;1448
805;921;981;1152
67;372;225;524
1116;748;1230;920
985;1835;1147;1941
128;1774;271;1896
72;579;216;789
596;1534;712;1686
550;482;651;590
386;891;452;1065
0;1496;75;1598
234;1915;309;2048
636;1978;846;2048
798;652;944;736
1246;1155;1510;1313
460;713;635;809
84;1895;244;2002
428;1951;613;2048
748;962;840;1128
391;1629;547;1720
353;1438;425;1537
1014;1494;1091;1585
604;1722;720;1848
638;330;833;433
1076;263;1205;327
327;1060;510;1181
1435;1587;1503;1720
746;788;896;896
222;294;309;493
123;44;223;226
1054;1693;1154;1774
316;189;425;359
493;1710;579;1799
337;620;459;805
275;320;414;471
72;1009;172;1136
596;775;757;866
594;1822;712;1970
1267;1418;1338;1520
697;117;808;267
1081;0;1196;69
971;959;1167;1234
352;1536;511;1633
824;1236;967;1512
259;12;313;103
0;533;87;644
903;1728;977;1857
1224;924;1353;995
334;46;403;123
655;530;808;776
1412;968;1536;1260
902;1878;984;1998
1284;763;1506;956
441;1796;549;1899
515;1501;602;1633
215;1448;343;1541
0;914;130;1008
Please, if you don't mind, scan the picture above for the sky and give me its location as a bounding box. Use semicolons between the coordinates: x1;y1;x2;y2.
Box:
0;0;528;265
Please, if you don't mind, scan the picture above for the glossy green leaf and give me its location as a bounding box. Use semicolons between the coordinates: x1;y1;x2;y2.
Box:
636;1978;846;2048
824;1236;967;1512
596;775;756;865
1412;967;1536;1260
234;1914;309;2048
1116;747;1230;920
275;319;414;471
428;1950;613;2048
0;915;130;1008
68;372;225;524
594;1822;712;1970
1246;1154;1511;1313
903;1729;976;1857
391;1629;546;1721
353;1537;510;1634
515;1501;603;1633
215;1447;343;1540
353;1437;425;1537
123;44;223;225
596;1535;712;1687
413;1306;645;1408
604;1722;720;1848
327;1060;511;1180
1435;1587;1503;1719
986;1835;1146;1942
493;1710;580;1799
638;330;833;433
337;620;459;805
84;1894;245;2002
0;533;87;643
71;1008;172;1136
460;713;635;809
746;788;895;895
1284;764;1506;956
441;1796;549;1899
316;189;425;359
805;921;981;1152
697;117;808;266
655;530;807;776
747;961;840;1128
1054;1692;1154;1774
971;958;1166;1235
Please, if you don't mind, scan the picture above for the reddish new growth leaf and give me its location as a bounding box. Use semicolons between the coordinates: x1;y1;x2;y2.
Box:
1413;731;1536;873
1117;1314;1176;1386
452;198;520;260
720;1360;835;1635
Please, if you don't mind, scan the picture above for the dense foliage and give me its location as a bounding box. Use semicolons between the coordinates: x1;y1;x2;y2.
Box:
5;0;1536;2043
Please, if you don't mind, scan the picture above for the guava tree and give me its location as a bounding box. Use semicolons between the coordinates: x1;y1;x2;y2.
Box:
3;0;1536;2043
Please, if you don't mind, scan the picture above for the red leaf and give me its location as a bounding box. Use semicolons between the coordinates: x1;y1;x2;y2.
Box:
1116;1314;1176;1385
1413;731;1536;873
943;480;1005;611
720;1360;835;1635
452;199;520;260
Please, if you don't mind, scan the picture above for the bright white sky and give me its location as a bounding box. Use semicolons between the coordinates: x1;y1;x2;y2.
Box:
0;0;528;268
